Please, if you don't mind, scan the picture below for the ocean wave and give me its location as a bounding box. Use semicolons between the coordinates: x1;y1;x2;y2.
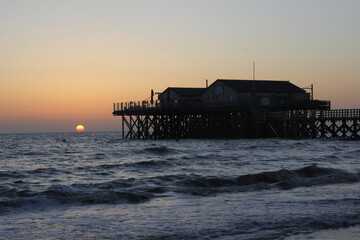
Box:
72;179;135;189
21;151;49;156
1;165;358;214
82;159;173;171
1;168;71;179
25;167;61;175
91;153;108;160
175;165;360;195
41;185;152;204
0;183;155;214
97;163;123;169
124;159;173;168
145;211;360;240
106;138;123;144
0;171;26;179
143;146;173;154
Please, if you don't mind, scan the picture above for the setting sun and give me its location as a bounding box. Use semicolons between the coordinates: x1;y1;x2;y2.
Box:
76;125;85;132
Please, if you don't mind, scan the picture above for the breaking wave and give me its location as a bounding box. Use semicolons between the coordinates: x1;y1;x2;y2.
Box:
1;165;359;213
143;146;173;154
175;165;360;195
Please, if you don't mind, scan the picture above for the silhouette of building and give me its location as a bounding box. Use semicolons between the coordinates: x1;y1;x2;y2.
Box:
158;79;329;111
158;87;205;108
112;79;360;140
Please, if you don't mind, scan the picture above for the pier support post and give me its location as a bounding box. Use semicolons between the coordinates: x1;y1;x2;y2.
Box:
122;115;125;139
115;108;360;140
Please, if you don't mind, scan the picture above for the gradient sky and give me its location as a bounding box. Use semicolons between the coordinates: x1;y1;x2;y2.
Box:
1;0;359;133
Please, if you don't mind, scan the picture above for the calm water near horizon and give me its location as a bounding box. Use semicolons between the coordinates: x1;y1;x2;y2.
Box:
0;132;359;239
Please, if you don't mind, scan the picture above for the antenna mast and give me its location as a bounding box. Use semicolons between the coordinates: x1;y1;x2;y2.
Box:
302;84;314;100
253;61;255;81
252;61;255;96
311;84;313;100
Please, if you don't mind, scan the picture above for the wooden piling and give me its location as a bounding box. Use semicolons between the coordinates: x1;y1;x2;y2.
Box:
113;104;360;140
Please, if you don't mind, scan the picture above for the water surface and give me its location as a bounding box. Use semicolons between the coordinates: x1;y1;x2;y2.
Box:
0;132;359;239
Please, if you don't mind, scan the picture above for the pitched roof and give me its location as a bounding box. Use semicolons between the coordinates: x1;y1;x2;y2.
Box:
166;87;206;96
216;79;306;93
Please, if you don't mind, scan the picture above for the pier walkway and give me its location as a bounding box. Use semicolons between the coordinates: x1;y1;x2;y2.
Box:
113;102;359;140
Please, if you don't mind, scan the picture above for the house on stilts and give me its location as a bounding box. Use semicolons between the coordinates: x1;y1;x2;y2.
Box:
113;79;360;140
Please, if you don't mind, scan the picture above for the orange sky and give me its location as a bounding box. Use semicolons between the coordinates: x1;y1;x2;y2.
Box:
1;0;359;133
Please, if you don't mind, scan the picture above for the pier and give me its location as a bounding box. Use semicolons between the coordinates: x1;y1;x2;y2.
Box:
268;109;360;140
112;103;360;140
112;79;359;140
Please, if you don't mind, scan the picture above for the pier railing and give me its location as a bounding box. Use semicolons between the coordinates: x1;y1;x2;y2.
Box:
113;100;245;112
113;100;359;139
113;100;158;112
113;100;358;122
269;109;360;120
113;99;330;113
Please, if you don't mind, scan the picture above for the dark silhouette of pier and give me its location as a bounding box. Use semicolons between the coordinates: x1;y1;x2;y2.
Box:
113;103;359;140
112;80;359;140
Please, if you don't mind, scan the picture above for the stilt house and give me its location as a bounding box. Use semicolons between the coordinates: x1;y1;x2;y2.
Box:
158;87;205;108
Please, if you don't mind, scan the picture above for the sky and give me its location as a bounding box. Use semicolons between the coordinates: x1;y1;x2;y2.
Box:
1;0;359;133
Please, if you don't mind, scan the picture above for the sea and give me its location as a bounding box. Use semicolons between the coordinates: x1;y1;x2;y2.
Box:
0;132;359;240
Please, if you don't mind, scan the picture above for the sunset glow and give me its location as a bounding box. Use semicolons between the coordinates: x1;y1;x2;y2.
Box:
76;125;85;132
1;1;359;133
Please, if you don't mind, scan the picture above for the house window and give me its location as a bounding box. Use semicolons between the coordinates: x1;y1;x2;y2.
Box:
260;97;270;106
214;85;224;95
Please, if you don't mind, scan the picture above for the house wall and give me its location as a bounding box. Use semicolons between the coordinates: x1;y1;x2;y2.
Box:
159;89;203;108
202;81;237;105
159;82;311;109
203;81;310;109
245;92;310;108
158;89;181;107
